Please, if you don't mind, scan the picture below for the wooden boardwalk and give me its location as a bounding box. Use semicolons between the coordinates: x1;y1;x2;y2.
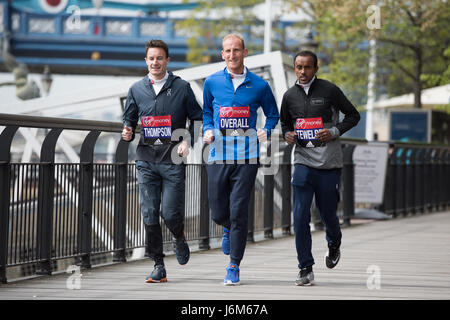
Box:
1;211;449;301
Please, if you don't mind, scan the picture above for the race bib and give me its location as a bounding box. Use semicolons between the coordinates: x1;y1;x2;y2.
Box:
219;106;250;135
141;115;172;145
295;117;324;148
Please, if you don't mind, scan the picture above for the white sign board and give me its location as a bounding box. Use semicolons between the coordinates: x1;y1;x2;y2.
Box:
353;143;389;204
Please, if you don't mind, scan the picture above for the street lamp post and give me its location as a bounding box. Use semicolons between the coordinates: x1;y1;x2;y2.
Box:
41;65;53;96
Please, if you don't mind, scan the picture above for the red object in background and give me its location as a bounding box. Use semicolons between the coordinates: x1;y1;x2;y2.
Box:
46;0;62;5
94;24;100;35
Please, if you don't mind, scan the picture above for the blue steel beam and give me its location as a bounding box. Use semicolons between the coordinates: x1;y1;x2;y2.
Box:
0;3;301;73
10;0;201;14
14;56;191;70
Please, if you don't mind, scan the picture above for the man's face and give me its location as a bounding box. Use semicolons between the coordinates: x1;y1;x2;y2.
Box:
294;55;318;84
222;36;248;74
145;47;169;79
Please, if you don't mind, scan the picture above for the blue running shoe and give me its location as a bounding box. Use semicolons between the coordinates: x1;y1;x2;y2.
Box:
222;227;230;255
145;265;167;283
224;263;240;286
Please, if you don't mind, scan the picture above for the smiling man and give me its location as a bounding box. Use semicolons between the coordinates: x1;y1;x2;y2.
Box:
122;39;202;283
280;50;360;286
202;34;280;286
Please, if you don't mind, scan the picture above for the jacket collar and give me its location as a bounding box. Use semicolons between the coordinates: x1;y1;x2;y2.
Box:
223;66;250;83
143;71;179;93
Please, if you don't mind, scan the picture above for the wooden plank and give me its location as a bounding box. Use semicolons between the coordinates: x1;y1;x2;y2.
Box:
0;211;449;300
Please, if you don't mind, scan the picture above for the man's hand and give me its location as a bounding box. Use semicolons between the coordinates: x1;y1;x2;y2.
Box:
315;129;333;143
177;140;189;157
203;130;214;144
122;126;133;141
257;128;267;142
285;131;296;145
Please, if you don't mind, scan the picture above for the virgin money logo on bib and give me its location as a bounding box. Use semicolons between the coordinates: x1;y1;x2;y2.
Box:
295;117;324;148
142;115;172;145
219;106;250;134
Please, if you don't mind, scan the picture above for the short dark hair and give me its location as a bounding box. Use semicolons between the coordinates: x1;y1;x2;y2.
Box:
294;50;318;68
145;39;169;58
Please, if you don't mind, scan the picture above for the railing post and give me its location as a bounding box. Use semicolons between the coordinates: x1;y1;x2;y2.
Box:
0;126;19;284
405;147;415;215
199;162;210;250
383;144;396;216
446;149;450;209
414;148;425;214
36;128;63;275
113;139;129;263
263;144;274;239
77;131;100;269
426;148;434;212
437;149;446;211
342;144;356;226
430;149;438;211
395;147;407;217
281;144;293;235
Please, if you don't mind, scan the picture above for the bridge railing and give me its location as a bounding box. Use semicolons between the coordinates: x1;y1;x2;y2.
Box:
1;113;449;284
379;142;450;217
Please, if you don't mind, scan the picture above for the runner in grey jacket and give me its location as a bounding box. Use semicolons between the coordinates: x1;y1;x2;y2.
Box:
280;76;360;169
280;50;360;286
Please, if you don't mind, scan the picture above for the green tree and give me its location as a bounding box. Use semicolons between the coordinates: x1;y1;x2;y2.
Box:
175;0;266;65
286;0;450;109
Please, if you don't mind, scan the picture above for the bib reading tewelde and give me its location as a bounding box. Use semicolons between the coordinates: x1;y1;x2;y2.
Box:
295;117;325;148
141;115;172;145
219;106;250;136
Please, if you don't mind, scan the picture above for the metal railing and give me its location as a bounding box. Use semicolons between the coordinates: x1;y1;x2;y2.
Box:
1;113;449;283
380;143;450;217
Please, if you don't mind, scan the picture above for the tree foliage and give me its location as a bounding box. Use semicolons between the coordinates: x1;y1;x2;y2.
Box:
175;0;266;65
177;0;449;109
285;0;450;108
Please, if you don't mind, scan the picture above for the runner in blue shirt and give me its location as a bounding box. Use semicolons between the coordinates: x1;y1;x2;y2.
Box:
122;40;202;283
203;34;280;285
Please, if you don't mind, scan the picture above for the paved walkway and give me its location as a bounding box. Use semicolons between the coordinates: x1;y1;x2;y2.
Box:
1;211;449;301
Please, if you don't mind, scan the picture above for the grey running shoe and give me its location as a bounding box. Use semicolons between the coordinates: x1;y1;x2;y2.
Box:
295;266;314;286
325;243;341;269
145;264;167;283
173;235;190;265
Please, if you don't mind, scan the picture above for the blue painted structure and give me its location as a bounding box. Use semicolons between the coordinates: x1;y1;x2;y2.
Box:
0;1;301;75
10;0;201;15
